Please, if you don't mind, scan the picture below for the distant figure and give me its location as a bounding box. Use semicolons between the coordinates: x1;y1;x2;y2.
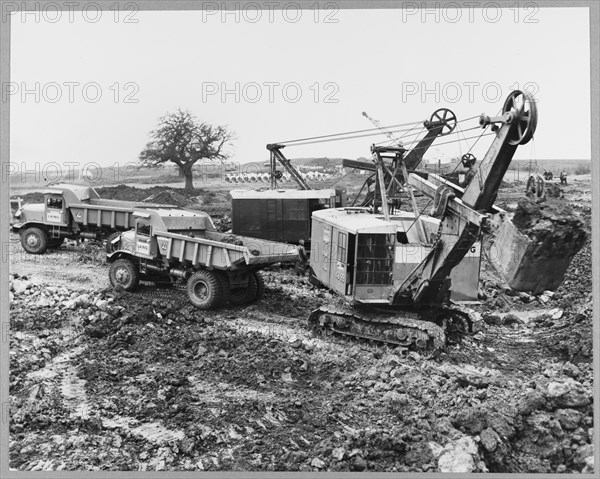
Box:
560;170;568;185
543;170;553;181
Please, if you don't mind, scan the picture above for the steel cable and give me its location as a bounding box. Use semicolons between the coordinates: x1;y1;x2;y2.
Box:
276;114;482;147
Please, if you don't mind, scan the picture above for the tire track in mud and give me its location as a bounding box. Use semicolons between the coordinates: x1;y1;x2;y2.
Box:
11;280;192;468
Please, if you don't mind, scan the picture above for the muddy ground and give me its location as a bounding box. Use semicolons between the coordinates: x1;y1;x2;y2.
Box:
8;177;595;473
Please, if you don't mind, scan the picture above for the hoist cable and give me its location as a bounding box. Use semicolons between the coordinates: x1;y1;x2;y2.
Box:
285;123;486;148
276;114;482;147
275;120;423;144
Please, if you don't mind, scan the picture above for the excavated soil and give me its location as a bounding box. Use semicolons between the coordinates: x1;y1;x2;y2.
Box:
8;179;595;473
512;197;588;259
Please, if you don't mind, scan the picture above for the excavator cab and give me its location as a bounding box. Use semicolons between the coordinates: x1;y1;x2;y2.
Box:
310;208;397;301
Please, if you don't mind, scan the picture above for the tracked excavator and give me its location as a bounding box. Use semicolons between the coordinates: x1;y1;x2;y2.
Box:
308;90;538;352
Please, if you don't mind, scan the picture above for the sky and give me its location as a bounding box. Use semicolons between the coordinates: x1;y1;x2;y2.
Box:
8;5;592;174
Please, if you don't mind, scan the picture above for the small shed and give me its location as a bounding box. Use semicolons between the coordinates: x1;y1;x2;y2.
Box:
230;188;346;244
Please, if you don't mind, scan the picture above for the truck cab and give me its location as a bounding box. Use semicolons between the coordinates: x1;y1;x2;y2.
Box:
132;213;158;258
44;193;69;227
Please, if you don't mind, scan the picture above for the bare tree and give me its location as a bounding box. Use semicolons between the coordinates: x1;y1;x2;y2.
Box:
139;109;235;190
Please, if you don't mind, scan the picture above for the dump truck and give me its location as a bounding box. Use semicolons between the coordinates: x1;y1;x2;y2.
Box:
12;184;175;254
106;206;302;309
308;90;540;351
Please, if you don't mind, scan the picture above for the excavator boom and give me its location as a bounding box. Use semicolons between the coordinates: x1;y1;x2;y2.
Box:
397;90;538;304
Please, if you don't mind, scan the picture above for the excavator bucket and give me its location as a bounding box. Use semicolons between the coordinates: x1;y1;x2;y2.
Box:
488;198;587;294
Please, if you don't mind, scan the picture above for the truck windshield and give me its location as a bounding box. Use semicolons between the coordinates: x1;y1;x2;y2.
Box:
137;223;151;236
46;198;63;209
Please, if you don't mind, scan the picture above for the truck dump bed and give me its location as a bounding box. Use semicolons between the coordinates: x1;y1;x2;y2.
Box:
154;230;300;270
69;200;177;229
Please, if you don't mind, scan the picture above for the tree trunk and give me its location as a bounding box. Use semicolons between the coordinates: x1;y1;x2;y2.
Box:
184;169;194;190
178;167;185;178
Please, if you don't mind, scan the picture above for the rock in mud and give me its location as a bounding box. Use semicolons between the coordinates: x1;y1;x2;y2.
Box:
561;362;580;379
11;279;30;295
331;447;345;461
480;427;501;452
545;379;591;408
572;444;594;468
451;407;487;435
553;409;582;430
382;391;408;405
437;436;479;473
518;390;547;415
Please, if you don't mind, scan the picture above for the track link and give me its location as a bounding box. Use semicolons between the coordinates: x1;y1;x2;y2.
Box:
309;304;446;354
308;303;483;353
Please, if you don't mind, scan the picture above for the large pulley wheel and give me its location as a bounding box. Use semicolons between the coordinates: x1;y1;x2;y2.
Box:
425;108;456;136
503;89;538;145
272;170;283;180
461;153;476;168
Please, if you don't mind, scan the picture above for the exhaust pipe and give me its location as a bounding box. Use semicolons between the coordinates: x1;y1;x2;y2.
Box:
80;232;99;239
169;268;190;279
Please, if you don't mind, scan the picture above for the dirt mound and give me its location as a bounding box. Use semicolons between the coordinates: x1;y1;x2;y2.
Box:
142;190;190;207
536;234;593;362
512;197;587;258
96;185;201;204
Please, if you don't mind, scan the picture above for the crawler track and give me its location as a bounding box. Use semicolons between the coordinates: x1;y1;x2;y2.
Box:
308;303;481;354
309;304;446;354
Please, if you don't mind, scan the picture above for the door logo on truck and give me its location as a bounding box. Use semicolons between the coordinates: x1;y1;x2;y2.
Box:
46;211;62;223
137;242;150;255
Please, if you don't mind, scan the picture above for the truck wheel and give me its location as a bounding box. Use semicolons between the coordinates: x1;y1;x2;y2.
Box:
254;272;265;301
187;270;224;310
214;271;231;307
109;258;139;291
105;232;121;254
229;273;260;306
21;227;48;254
47;237;65;249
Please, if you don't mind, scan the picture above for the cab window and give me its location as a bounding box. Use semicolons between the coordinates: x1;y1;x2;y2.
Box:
136;222;151;237
46;197;63;209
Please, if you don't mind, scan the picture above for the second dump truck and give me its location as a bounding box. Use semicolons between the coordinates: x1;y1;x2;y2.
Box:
12;184;174;255
106;206;302;309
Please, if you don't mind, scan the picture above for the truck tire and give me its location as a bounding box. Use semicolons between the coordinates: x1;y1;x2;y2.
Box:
214;271;231;307
187;270;224;310
47;237;65;249
109;258;139;291
229;273;261;306
105;232;121;254
21;227;48;254
254;272;265;301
